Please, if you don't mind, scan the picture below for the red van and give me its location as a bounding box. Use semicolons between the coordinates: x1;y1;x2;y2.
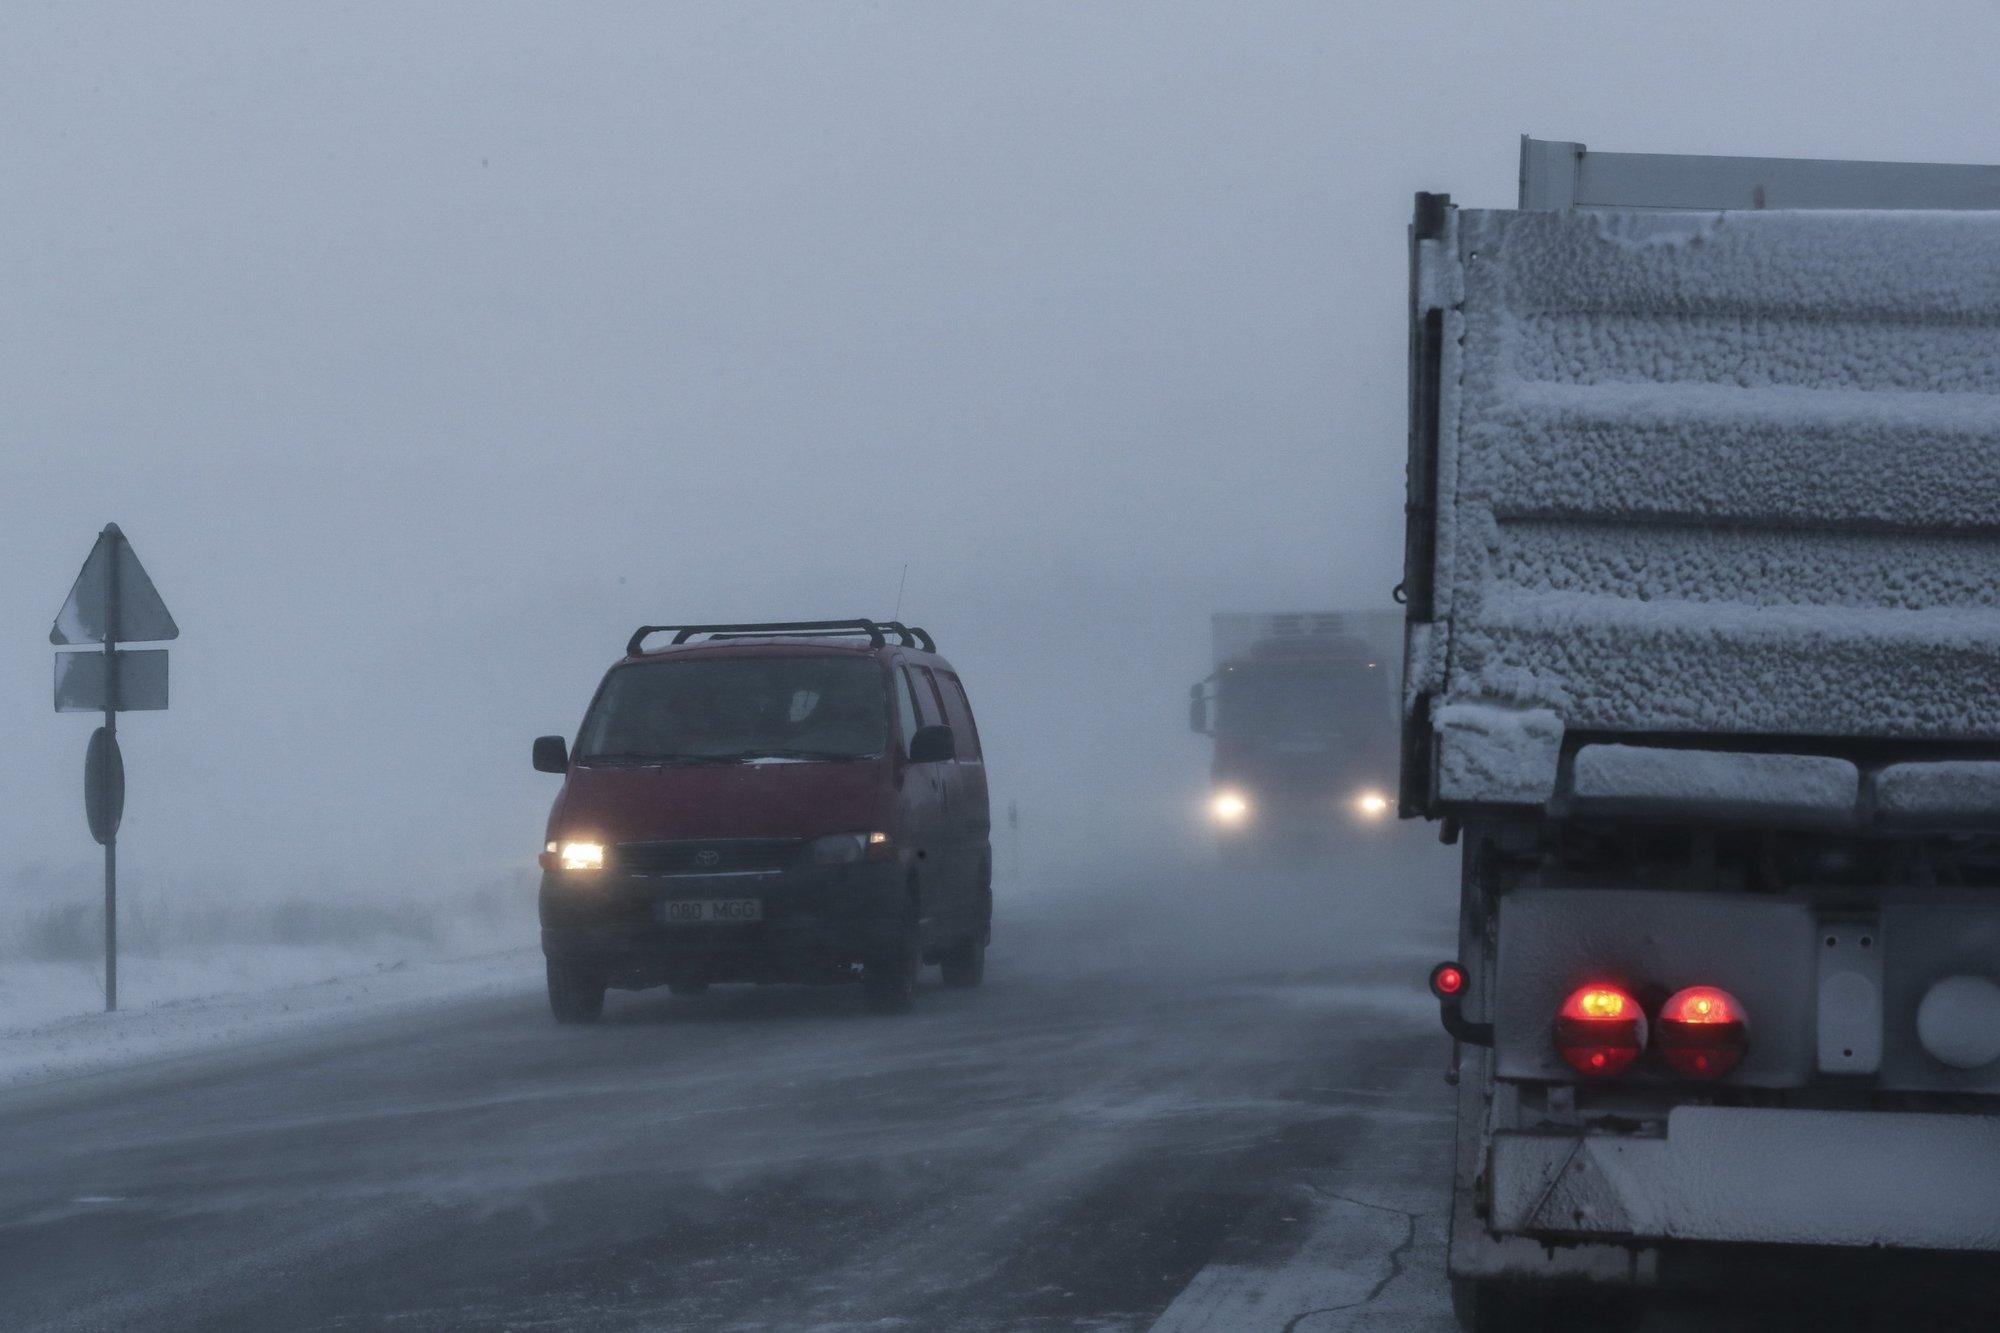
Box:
531;620;992;1020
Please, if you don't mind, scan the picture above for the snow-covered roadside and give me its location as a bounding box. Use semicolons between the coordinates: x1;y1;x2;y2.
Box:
0;941;542;1090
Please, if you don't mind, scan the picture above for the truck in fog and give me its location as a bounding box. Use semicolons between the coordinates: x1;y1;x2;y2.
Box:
1190;611;1398;838
1404;139;2000;1326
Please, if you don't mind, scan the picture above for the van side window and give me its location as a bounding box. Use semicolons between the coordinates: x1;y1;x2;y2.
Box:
894;665;923;750
912;666;949;728
938;673;983;760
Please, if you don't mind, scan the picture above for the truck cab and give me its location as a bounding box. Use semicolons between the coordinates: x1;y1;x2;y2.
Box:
1190;612;1398;838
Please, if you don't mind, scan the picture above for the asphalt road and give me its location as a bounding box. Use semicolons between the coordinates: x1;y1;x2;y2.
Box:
12;837;1988;1332
0;844;1466;1332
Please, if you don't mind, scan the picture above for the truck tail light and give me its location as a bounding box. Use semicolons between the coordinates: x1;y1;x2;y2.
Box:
1554;984;1646;1076
1655;985;1749;1079
1426;960;1492;1046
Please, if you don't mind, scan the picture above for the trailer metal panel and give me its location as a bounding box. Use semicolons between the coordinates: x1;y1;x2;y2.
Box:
1411;202;2000;810
1519;135;2000;212
1489;1108;2000;1250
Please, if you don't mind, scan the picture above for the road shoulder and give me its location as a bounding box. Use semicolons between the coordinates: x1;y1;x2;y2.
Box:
0;944;541;1094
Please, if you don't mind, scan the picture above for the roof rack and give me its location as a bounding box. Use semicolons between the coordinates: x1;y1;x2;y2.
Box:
626;619;936;656
880;621;936;653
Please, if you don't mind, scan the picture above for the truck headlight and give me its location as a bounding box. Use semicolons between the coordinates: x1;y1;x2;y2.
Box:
1209;791;1250;824
803;832;895;865
1353;790;1391;820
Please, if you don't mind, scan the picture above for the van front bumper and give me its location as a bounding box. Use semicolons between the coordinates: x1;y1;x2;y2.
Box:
538;863;908;987
1489;1106;2000;1251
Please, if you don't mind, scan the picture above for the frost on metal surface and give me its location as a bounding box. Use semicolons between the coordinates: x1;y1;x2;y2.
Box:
1431;207;2000;804
1434;703;1562;805
1572;745;1859;823
1874;760;2000;825
1401;621;1445;715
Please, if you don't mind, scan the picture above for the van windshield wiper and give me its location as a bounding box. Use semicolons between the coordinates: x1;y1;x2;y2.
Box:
735;748;874;762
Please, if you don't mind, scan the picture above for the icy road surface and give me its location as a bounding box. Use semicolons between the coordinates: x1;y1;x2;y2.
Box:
1;844;1957;1331
0;845;1456;1333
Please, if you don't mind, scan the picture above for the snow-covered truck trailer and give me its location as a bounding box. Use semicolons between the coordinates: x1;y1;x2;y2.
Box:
1404;138;2000;1325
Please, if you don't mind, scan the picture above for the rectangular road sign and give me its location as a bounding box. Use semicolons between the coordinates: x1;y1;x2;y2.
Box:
55;650;169;713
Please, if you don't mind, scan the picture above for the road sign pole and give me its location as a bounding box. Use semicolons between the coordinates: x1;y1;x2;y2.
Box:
52;521;175;1016
103;527;120;1014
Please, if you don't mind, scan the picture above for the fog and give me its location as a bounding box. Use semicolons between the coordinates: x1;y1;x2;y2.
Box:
6;2;2000;948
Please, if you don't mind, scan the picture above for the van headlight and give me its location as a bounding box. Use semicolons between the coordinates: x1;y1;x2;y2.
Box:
549;841;604;871
803;832;895;865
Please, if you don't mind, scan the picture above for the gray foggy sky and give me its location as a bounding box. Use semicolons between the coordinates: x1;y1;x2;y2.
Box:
6;2;2000;897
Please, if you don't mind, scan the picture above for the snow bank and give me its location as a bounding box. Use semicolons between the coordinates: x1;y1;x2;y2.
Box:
0;874;541;1089
1424;206;2000;805
0;943;540;1090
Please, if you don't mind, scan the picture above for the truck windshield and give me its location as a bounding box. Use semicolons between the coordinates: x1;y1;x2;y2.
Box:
577;656;889;763
1217;664;1385;739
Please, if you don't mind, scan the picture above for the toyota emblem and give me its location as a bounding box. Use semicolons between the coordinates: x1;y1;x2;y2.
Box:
695;849;721;868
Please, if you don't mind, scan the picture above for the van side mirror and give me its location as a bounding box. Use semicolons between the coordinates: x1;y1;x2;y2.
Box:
533;735;570;773
1189;684;1209;735
908;724;956;764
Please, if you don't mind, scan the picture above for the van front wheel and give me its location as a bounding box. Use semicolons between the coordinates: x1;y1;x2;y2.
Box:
939;934;985;988
864;918;920;1015
546;958;606;1024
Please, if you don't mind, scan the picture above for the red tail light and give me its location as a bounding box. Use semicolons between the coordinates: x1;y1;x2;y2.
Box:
1429;961;1466;999
1554;984;1646;1076
1655;985;1749;1079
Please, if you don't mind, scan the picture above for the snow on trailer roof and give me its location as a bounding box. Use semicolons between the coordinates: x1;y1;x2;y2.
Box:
1407;156;2000;815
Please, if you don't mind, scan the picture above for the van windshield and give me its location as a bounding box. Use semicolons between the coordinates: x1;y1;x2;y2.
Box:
576;656;889;764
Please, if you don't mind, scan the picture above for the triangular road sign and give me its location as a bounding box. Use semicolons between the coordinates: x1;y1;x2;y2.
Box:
51;524;179;645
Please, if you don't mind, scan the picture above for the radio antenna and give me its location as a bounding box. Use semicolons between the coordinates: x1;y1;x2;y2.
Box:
893;561;909;621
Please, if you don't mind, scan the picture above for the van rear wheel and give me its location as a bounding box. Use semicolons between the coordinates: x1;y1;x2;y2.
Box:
546;958;606;1024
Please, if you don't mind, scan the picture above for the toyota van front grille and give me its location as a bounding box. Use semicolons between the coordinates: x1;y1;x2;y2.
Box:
614;839;802;876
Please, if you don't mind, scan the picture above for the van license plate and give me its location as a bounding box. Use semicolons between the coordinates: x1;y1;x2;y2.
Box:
658;898;763;924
